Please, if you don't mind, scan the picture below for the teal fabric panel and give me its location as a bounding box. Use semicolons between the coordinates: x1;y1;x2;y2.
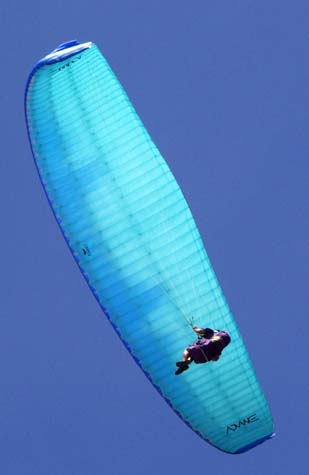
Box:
25;42;274;453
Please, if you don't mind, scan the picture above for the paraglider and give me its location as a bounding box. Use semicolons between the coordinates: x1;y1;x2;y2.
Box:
25;40;274;453
175;326;231;375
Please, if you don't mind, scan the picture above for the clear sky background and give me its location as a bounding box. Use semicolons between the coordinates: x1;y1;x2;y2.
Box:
1;1;308;474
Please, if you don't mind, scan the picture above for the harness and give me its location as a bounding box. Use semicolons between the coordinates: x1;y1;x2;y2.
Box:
187;332;230;364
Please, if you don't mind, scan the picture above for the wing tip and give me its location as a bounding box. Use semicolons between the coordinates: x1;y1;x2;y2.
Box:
232;432;276;454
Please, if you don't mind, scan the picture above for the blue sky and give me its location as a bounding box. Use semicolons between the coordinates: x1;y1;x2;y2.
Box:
1;1;308;474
